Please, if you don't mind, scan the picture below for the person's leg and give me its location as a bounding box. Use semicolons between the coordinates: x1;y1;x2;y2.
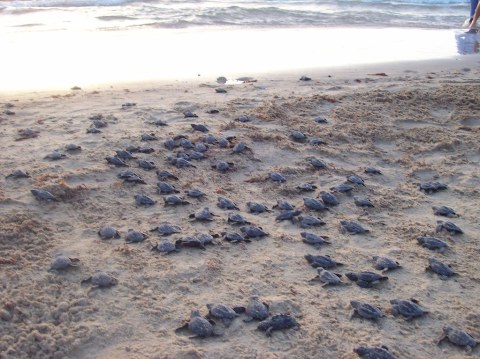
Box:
470;1;480;28
471;0;479;17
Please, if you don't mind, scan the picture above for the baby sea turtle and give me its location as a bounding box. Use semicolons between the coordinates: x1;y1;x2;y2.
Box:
150;223;181;236
151;119;168;126
121;102;136;109
247;201;271;214
372;256;401;272
319;191;339;206
240;226;268;239
354;197;374;208
65;144;82;151
257;314;300;337
106;156;128;167
345;271;388;288
272;199;295;211
354;346;395;359
347;175;365;186
340;220;370;234
290;130;307;142
305;254;343;269
297;215;326;228
231;142;250;154
183;111;198;118
175;310;216;338
426;257;457;279
117;169;138;179
206;109;219;115
218;138;231;148
269;172;286;183
180;138;195;150
212;160;234;172
222;231;251;243
206;304;239;326
330;183;354;194
417;236;448;251
164;195;190;206
313;116;328;124
228;212;251;225
236;115;251;123
311;268;343;286
141;133;157;141
438;325;478;353
350;301;385;321
275;209;302;222
435;220;463;235
31;189;58;201
217;196;239;210
364;167;382;175
215;88;227;93
126;229;148;243
115;150;136;160
98;226;121;240
303;197;328;211
135;194;157;206
151;241;180;254
173;158;197;169
185;189;206;199
419;181;448;194
309;138;327;146
44;151;66;160
82;271;118;288
188;151;206;161
50;255;80;270
297;183;317;192
197;233;217;246
241;295;269;321
194;143;208;152
299;75;311;81
164;138;176;150
301;232;331;247
203;134;217;144
176;236;206;250
390;298;428;320
6;169;30;179
122;173;146;184
189;207;216;221
191;124;209;133
87;127;101;134
138;159;156;170
157;181;179;194
156;170;179;181
308;157;328;170
432;206;458;218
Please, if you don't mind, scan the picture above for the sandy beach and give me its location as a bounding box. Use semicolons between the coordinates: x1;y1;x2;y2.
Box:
1;55;480;359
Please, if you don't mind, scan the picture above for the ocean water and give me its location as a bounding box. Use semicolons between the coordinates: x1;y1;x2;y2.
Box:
0;0;472;32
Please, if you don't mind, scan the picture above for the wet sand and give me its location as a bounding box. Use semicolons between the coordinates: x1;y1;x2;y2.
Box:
1;56;480;359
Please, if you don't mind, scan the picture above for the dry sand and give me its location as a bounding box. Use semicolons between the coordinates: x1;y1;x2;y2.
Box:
1;57;480;359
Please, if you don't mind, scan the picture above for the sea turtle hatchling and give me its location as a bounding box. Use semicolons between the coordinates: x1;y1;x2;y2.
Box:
115;150;136;160
246;201;271;214
157;181;180;194
196;233;217;246
345;271;388;288
82;271;118;288
390;298;428;320
276;209;302;222
354;346;395;359
175;236;206;250
308;158;327;170
364;167;382;175
373;256;401;272
156;170;179;181
150;223;181;236
164;138;176;150
98;226;121;240
185;189;206;199
141;133;157;141
257;314;300;337
304;254;343;269
290;130;307;142
296;215;326;228
183;111;198;118
432;206;458;218
438;325;479;353
212;160;234;172
231;142;250;154
313;116;328;123
426;257;457;279
65;144;82;151
272;199;295;211
269;172;286;183
435;220;463;235
309;138;327;146
240;226;268;239
151;241;180;254
126;229;148;243
347;175;365;186
354;197;374;208
239;295;270;322
319;191;339;206
191;124;209;133
6;169;31;179
134;194;157;206
330;183;354;194
297;183;318;192
350;300;385;321
310;268;343;286
222;231;251;243
206;303;240;326
44;151;67;160
418;181;448;194
194;143;208;153
303;197;328;211
301;232;331;247
217;196;239;210
31;189;58;201
417;236;448;251
173;158;197;169
138;160;156;170
189;207;216;221
106;156;128;167
50;255;80;270
340;220;370;234
164;195;190;206
228;212;251;225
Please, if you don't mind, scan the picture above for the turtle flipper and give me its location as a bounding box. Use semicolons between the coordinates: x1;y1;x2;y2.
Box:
437;333;447;345
356;280;372;288
174;322;189;334
265;327;273;337
81;276;92;285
